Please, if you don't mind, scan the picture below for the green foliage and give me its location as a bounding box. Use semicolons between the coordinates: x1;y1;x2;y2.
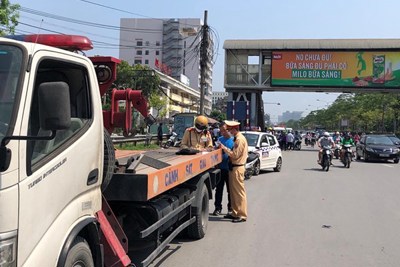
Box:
299;93;400;133
149;92;168;119
0;0;20;36
114;61;160;98
285;119;301;130
210;109;226;122
116;143;159;150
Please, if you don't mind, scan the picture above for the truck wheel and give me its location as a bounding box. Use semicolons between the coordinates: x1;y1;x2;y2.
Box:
188;184;209;239
102;129;115;192
64;236;94;267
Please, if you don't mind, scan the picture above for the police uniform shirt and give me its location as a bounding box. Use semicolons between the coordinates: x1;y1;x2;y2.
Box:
180;127;213;150
225;132;248;165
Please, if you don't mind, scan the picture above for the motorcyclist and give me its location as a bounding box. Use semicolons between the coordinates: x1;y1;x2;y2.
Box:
317;132;335;164
333;131;341;144
294;131;302;148
339;133;355;161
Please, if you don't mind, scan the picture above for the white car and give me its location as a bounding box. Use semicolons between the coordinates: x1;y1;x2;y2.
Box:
242;131;283;174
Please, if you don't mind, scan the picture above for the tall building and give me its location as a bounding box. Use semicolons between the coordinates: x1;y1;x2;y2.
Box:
278;111;303;123
211;91;228;105
119;18;213;113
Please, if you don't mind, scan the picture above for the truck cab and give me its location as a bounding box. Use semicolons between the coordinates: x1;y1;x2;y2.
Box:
0;35;105;267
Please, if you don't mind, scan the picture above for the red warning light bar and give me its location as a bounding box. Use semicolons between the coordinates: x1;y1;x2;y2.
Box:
12;34;93;51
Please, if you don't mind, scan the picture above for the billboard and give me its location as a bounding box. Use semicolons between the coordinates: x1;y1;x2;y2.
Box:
271;51;400;88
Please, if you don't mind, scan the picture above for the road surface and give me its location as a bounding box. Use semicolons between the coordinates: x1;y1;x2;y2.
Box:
149;145;400;267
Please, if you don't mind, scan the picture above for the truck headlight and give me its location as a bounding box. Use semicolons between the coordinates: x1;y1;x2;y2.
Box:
0;236;17;267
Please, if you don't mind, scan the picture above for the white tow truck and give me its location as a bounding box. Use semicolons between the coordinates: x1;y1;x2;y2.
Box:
0;34;221;267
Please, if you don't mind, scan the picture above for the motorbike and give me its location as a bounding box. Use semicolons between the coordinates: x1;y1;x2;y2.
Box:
319;145;332;171
244;151;260;180
305;137;310;146
341;144;353;168
334;144;341;159
162;132;180;148
294;139;302;150
310;137;316;148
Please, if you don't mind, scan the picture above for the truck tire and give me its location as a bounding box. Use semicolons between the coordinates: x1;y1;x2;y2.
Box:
187;184;209;239
64;236;94;267
102;129;115;192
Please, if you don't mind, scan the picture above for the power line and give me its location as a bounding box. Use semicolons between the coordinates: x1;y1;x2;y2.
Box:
20;7;162;33
79;0;155;19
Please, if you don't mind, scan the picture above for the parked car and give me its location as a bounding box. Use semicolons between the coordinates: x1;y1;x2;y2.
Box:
356;134;400;163
387;134;400;148
242;131;283;173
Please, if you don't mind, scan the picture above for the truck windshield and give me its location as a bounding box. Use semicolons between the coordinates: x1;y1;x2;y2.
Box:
0;45;23;143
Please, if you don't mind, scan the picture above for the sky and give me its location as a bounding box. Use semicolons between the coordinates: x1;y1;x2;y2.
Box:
12;0;400;122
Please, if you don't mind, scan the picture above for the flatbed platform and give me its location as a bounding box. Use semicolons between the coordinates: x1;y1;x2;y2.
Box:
104;148;222;202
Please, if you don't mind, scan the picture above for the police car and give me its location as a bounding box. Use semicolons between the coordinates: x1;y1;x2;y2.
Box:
242;131;283;174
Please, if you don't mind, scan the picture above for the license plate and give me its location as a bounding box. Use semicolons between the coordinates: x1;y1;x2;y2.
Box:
379;154;390;157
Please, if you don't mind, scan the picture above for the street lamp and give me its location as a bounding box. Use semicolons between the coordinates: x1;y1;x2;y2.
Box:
264;102;281;105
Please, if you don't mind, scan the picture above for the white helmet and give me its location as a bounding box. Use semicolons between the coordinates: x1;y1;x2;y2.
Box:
323;131;330;137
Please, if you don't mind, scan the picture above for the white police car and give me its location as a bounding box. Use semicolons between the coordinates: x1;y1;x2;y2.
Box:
242;131;283;174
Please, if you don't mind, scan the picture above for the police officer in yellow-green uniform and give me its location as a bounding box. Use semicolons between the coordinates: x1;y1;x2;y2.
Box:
180;115;213;150
219;120;248;223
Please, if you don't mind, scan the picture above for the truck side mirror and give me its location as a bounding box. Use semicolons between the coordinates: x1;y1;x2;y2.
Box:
0;82;71;172
38;81;71;130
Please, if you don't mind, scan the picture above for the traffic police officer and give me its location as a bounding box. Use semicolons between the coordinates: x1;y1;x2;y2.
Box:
219;120;248;223
180;115;213;150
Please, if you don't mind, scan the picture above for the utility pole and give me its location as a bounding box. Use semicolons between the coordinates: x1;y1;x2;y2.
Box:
199;10;209;115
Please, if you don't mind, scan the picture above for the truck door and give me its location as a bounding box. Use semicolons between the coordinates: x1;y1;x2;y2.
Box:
17;52;103;266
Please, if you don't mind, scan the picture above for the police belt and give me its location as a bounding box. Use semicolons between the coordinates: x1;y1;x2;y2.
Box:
231;164;244;167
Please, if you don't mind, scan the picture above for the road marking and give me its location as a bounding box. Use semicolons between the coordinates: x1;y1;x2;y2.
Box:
382;164;394;168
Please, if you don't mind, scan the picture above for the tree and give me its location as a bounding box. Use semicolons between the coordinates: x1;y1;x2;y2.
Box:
114;61;160;98
149;92;168;120
298;92;400;134
209;109;226;122
0;0;20;36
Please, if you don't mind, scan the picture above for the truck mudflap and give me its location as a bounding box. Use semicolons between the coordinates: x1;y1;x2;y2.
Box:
96;196;131;267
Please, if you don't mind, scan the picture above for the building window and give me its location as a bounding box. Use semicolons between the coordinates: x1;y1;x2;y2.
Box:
156;50;160;56
137;40;143;46
145;50;149;55
156;41;160;46
145;59;149;65
136;50;142;55
134;59;142;65
145;41;150;46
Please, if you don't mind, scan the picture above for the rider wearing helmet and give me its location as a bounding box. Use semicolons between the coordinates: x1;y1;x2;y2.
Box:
317;131;335;164
339;133;355;160
333;131;341;144
181;115;213;150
